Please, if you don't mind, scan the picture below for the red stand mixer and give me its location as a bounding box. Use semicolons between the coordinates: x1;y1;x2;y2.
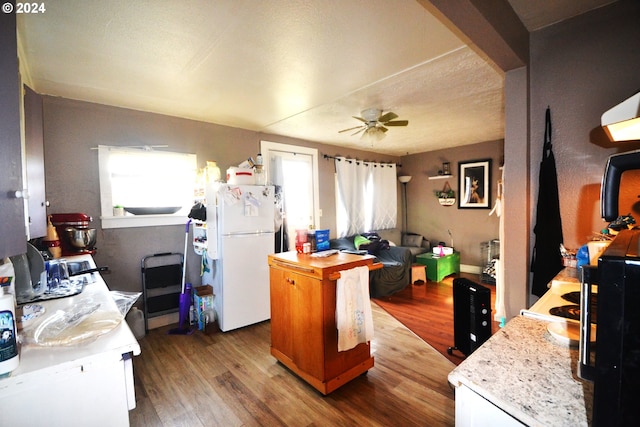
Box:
49;213;97;256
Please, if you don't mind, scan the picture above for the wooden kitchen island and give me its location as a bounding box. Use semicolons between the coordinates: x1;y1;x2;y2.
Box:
268;251;380;395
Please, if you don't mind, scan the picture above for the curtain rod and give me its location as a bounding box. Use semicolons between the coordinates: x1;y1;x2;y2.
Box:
323;154;401;168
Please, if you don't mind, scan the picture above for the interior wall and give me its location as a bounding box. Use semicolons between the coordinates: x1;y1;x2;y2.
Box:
42;96;400;295
401;139;502;268
503;66;530;319
528;1;640;257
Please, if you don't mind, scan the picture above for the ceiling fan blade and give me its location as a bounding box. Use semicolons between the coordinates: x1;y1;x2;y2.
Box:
384;120;409;126
352;127;366;136
339;125;364;133
352;116;367;123
378;112;398;123
379;126;389;133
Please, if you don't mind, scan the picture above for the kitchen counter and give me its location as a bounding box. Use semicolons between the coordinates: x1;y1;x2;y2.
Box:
448;315;593;426
0;254;140;426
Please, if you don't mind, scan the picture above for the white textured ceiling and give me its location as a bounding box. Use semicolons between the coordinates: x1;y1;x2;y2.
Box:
16;0;614;156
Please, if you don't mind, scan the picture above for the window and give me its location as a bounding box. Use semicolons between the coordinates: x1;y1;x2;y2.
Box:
98;145;197;229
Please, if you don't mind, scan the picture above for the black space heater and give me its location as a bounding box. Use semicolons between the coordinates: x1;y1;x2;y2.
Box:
447;278;492;357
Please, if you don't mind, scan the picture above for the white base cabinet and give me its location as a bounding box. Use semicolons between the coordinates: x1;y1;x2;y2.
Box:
0;255;140;426
454;385;525;427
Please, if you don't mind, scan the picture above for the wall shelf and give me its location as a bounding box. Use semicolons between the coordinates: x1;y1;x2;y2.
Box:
428;174;453;180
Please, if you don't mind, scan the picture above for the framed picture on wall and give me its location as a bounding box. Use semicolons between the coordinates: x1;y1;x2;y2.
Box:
458;159;491;209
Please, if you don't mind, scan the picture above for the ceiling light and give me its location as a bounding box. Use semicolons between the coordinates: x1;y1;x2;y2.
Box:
361;108;382;122
601;92;640;141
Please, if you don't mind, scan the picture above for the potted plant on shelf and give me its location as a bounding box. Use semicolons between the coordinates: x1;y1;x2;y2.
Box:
435;182;455;206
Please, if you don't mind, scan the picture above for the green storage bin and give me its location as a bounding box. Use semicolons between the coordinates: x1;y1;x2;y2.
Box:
415;251;460;282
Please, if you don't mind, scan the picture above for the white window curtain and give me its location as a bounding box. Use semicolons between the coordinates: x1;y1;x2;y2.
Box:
335;157;397;237
369;163;398;230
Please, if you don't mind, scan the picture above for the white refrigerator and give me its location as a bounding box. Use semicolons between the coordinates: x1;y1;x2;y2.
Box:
204;184;275;331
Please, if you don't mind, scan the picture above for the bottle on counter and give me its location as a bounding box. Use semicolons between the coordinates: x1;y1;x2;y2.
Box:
42;216;62;259
307;228;317;253
295;229;308;254
0;284;19;377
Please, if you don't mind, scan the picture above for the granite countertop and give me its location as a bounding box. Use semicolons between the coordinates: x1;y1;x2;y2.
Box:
448;315;593;427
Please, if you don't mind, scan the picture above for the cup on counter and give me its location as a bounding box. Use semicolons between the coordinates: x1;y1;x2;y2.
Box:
46;259;69;291
295;229;308;253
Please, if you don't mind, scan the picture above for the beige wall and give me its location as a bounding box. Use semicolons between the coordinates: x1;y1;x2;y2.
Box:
503;66;530;318
42;97;400;294
528;1;640;254
401;140;503;268
38;1;640;318
528;0;640;307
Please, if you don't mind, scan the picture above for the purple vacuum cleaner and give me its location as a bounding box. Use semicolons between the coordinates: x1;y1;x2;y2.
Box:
169;219;194;335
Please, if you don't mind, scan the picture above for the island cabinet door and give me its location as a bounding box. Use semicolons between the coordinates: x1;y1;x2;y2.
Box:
270;266;294;359
290;272;324;379
269;266;325;379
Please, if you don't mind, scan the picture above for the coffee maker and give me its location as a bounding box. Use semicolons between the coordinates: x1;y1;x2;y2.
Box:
49;213;97;256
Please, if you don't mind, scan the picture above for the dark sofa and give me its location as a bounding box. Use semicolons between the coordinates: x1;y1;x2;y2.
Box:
329;229;429;298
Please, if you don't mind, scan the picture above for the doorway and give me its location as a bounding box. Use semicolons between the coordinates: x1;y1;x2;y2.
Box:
260;141;320;252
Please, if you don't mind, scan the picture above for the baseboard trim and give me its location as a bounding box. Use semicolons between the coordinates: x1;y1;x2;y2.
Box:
460;264;482;275
147;312;179;330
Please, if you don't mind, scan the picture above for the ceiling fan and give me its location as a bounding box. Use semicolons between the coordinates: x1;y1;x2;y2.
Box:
339;108;409;140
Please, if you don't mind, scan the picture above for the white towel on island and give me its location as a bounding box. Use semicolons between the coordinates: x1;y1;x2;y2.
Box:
336;265;374;352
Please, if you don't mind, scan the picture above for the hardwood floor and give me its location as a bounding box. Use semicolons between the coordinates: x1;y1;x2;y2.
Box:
374;272;499;365
129;303;456;426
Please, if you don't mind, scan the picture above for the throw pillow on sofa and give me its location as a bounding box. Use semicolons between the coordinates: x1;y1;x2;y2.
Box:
402;234;423;248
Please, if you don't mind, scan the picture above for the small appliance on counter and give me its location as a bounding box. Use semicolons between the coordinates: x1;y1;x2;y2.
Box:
577;149;640;426
49;213;97;256
9;242;100;305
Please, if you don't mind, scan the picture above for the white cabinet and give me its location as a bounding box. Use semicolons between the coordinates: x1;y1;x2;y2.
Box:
0;255;141;426
454;385;526;427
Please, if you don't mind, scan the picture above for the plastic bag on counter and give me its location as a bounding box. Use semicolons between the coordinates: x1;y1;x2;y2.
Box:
21;293;124;347
110;290;141;317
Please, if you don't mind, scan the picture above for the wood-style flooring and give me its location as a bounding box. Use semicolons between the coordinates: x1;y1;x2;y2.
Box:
374;272;499;365
129;303;456;426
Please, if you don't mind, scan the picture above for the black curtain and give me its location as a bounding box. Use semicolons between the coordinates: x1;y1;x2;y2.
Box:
531;107;564;297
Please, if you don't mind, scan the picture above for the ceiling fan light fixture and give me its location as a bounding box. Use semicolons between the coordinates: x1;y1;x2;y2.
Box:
362;127;386;142
361;108;382;122
338;107;407;139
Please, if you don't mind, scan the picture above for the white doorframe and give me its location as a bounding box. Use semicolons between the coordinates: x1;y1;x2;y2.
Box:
260;141;320;229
